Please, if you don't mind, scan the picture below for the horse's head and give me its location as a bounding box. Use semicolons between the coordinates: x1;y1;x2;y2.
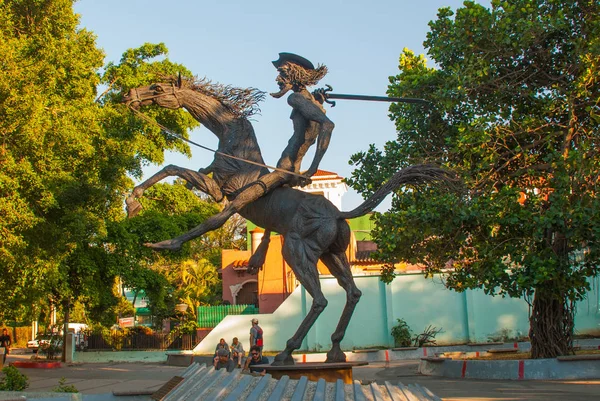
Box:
123;75;183;110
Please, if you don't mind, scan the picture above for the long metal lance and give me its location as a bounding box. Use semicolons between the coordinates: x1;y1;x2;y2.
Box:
313;85;433;107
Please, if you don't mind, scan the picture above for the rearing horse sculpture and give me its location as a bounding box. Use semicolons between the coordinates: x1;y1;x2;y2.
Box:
123;76;453;365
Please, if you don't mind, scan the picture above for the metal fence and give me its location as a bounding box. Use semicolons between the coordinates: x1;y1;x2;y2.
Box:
197;304;258;328
85;332;197;351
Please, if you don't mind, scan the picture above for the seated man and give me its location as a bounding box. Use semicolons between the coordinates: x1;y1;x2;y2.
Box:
230;337;245;368
214;338;229;356
214;348;235;372
243;345;269;375
213;338;229;366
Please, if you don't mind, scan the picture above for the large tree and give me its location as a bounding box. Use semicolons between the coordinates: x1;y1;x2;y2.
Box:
347;0;600;358
0;0;107;320
0;0;198;327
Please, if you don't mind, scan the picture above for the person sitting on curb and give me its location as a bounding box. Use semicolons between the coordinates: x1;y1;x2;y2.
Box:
230;337;245;368
214;348;235;372
243;345;269;375
213;337;230;366
214;338;229;356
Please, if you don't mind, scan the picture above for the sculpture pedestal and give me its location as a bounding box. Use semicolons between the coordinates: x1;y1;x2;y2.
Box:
255;361;368;384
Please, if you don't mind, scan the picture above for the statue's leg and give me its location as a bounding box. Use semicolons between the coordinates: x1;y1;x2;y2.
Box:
146;172;290;250
320;251;362;363
126;164;223;217
271;239;326;366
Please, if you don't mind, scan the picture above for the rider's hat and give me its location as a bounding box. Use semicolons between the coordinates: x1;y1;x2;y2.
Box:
272;53;315;70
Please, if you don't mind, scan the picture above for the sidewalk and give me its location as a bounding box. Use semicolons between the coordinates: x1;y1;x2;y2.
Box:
3;352;600;400
354;360;600;401
5;352;182;395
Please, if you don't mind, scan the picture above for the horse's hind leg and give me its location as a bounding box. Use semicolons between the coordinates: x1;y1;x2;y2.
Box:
320;251;362;363
271;240;327;366
126;164;223;217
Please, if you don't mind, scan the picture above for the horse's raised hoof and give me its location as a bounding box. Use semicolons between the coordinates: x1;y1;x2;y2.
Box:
144;240;183;251
125;197;142;218
325;348;347;363
271;352;295;366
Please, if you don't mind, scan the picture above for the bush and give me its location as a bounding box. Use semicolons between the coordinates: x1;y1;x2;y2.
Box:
175;320;198;335
53;377;78;393
37;332;63;360
0;365;29;391
391;319;412;347
130;326;153;335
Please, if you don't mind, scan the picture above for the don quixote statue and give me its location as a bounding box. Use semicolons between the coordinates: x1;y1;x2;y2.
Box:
123;53;453;365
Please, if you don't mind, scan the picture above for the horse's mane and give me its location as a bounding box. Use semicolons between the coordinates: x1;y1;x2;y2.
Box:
167;75;266;118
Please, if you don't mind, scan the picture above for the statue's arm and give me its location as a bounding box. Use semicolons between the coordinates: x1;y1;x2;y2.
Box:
247;230;271;275
288;93;334;177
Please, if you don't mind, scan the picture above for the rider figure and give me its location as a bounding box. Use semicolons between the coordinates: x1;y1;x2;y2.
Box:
270;52;333;186
235;53;334;270
223;52;333;198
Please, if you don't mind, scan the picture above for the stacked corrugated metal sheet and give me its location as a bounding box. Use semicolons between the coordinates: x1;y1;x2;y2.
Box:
160;363;440;401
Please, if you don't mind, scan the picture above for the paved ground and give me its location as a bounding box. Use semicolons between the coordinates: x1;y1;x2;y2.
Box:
353;360;600;401
4;351;600;400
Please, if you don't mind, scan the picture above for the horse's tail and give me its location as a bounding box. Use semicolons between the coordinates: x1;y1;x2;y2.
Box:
339;164;457;219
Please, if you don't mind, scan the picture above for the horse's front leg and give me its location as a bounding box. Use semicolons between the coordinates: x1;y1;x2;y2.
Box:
126;164;223;217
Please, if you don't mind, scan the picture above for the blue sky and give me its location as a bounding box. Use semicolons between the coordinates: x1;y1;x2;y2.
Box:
74;0;488;210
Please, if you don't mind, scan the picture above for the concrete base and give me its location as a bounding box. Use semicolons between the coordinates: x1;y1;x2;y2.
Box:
256;361;368;384
419;357;600;380
166;353;193;367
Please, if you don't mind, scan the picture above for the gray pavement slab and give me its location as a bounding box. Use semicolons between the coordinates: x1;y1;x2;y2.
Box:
354;361;600;401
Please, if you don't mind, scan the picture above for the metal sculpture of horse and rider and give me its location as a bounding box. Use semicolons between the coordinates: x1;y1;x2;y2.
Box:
122;53;455;365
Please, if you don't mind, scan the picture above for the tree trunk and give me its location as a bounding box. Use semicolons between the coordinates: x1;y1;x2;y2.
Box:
61;303;70;363
529;288;574;359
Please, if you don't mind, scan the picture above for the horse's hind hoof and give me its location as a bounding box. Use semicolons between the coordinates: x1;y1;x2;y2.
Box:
271;352;295;366
144;240;183;251
325;349;347;363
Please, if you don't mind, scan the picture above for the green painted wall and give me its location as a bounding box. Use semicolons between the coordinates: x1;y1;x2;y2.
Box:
194;274;600;353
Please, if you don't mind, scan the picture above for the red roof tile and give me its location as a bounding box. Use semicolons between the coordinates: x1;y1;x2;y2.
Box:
307;169;343;181
232;259;249;270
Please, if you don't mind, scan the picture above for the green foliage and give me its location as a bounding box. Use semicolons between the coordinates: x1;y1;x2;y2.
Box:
53;378;78;393
0;365;29;391
101;180;225;327
390;319;412;347
0;0;225;329
0;0;106;320
347;0;600;358
175;320;199;335
0;0;241;332
178;259;222;315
